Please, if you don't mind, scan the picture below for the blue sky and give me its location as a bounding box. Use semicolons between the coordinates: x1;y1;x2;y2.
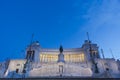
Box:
0;0;120;61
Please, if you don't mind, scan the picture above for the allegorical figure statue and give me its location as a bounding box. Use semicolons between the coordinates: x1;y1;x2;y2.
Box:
57;45;65;63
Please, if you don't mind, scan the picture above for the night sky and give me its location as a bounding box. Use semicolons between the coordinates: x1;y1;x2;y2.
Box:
0;0;120;61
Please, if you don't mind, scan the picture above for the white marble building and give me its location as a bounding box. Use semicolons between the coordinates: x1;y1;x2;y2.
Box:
0;40;120;78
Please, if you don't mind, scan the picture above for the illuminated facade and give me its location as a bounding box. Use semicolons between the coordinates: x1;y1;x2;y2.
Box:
25;40;100;64
21;40;101;77
39;50;85;63
0;40;120;78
